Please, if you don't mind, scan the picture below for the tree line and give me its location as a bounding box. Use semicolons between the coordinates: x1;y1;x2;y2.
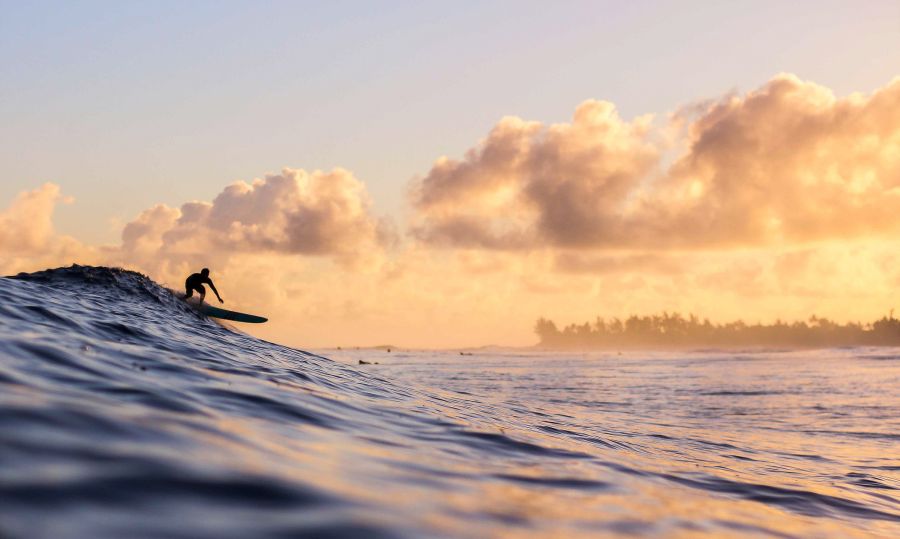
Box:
534;311;900;348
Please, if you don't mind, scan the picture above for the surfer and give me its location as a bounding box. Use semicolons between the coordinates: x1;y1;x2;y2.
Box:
184;268;224;304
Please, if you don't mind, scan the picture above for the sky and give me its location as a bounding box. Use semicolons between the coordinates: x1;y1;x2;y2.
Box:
1;1;899;348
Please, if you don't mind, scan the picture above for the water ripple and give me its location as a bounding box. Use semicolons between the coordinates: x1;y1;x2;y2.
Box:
1;266;899;538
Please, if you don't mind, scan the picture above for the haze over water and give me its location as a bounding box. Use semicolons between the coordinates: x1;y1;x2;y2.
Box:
2;267;898;538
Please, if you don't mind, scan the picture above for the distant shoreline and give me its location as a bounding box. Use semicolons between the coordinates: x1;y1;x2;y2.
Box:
534;312;900;349
319;343;900;355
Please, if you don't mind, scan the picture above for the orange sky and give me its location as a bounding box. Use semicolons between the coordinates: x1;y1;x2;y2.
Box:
2;74;900;348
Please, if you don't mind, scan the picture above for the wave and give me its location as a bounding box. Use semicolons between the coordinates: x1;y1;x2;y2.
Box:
1;266;898;538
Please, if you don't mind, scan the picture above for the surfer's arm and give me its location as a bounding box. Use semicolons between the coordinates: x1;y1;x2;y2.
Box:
208;280;224;303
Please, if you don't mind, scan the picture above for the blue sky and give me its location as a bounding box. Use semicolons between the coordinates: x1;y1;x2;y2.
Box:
2;0;898;243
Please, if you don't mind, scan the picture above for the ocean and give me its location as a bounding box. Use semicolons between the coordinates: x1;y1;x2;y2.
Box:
1;266;898;538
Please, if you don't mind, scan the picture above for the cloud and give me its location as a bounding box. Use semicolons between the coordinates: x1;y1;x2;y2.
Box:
661;74;900;246
0;183;68;253
553;253;683;275
411;104;659;249
117;168;393;275
0;183;95;274
411;74;900;250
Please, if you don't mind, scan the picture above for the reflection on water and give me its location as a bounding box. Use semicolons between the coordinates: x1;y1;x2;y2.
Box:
1;266;899;538
324;348;900;537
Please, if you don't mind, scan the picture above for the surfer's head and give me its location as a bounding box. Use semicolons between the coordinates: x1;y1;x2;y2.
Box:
201;268;210;277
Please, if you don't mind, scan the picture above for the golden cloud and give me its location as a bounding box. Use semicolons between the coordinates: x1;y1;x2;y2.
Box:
411;74;900;250
0;183;68;253
0;183;95;274
118;168;394;273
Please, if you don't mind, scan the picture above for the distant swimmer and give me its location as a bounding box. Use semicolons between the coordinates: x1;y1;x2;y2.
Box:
184;268;224;304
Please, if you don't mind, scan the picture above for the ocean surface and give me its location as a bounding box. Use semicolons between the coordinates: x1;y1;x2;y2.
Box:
1;266;898;538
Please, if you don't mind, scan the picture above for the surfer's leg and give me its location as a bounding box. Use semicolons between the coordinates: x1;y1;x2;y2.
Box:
184;287;194;299
198;285;206;303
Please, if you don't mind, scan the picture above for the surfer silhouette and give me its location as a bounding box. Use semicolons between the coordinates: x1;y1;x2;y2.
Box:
184;268;224;304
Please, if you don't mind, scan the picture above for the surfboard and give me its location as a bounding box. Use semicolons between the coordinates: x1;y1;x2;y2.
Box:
197;304;268;324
